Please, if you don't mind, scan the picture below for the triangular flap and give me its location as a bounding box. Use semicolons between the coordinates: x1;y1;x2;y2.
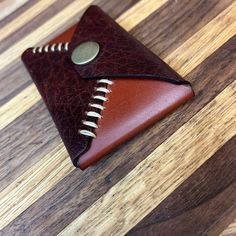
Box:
69;6;189;85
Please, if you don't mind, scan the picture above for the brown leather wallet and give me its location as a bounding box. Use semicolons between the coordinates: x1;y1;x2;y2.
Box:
22;6;194;169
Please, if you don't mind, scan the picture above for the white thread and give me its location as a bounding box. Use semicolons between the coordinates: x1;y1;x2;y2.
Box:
32;42;69;53
86;111;102;119
89;103;104;110
79;78;113;138
44;45;49;52
97;79;113;85
82;120;98;129
58;43;62;51
51;43;56;52
79;130;96;138
65;42;69;50
38;46;43;53
95;87;111;93
92;95;108;102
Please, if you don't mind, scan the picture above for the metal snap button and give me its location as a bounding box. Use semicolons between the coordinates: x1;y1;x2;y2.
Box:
71;41;100;65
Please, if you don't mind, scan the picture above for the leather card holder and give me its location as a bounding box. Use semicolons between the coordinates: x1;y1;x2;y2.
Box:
22;6;194;169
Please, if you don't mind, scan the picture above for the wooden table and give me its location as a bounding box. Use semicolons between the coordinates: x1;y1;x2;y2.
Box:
0;0;235;235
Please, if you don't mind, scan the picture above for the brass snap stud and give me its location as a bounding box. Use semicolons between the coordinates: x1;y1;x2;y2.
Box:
71;41;100;65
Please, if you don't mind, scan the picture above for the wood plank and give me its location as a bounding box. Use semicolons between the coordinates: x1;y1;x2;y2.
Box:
116;0;167;31
58;80;236;236
165;0;236;75
209;207;236;236
220;219;236;236
127;136;236;236
0;0;57;42
0;85;40;130
0;0;29;21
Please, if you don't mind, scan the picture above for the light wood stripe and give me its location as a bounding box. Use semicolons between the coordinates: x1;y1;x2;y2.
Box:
0;0;167;130
165;1;236;76
58;80;236;236
116;0;167;31
0;15;234;231
0;143;73;230
0;0;57;42
0;85;40;130
220;219;236;236
0;0;29;21
1;0;236;132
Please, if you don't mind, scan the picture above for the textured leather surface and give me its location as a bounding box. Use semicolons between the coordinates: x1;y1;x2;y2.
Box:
22;49;97;166
22;5;194;169
70;6;189;85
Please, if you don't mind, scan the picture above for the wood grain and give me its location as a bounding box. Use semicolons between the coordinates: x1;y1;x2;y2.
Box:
0;0;236;235
221;219;236;236
0;0;57;42
58;80;236;236
0;0;29;21
128;136;236;236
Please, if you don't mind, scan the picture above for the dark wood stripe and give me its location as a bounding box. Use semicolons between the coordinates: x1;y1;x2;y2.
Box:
127;135;236;236
0;65;30;106
0;101;61;192
2;21;236;236
208;206;236;236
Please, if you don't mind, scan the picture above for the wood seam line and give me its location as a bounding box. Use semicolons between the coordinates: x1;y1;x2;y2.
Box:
58;80;236;236
0;0;167;72
0;1;234;230
0;0;234;131
220;219;236;235
0;0;29;21
0;0;58;42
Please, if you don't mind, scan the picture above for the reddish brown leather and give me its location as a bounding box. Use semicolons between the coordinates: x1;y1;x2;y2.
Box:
21;5;194;169
79;79;194;169
70;6;189;85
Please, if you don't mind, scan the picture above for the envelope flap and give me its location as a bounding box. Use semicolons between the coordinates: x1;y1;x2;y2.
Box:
69;6;189;85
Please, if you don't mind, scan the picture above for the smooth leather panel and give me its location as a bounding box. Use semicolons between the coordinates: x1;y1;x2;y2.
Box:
79;78;194;169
